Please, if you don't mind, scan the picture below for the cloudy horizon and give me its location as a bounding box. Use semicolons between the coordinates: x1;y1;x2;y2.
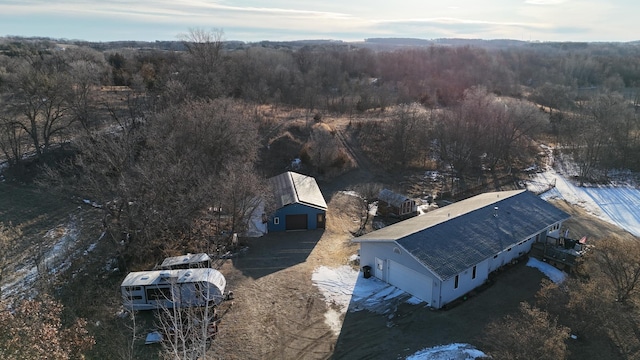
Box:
0;0;637;43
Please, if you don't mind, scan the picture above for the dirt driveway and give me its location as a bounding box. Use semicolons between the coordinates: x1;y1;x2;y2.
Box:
211;191;360;360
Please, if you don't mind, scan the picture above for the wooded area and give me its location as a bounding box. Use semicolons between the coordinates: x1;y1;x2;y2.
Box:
2;32;640;359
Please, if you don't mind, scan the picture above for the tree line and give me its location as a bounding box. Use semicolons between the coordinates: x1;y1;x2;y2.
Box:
3;32;639;180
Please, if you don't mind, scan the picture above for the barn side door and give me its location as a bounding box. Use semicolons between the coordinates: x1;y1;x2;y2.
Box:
316;213;326;229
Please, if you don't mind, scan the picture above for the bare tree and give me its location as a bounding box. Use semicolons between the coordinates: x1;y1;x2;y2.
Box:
432;107;478;175
178;28;227;99
349;183;383;236
0;109;26;166
593;237;640;304
563;92;632;184
153;272;220;360
67;59;103;135
484;97;548;170
385;103;428;168
217;163;270;236
303;123;345;174
480;302;570;360
4;55;74;158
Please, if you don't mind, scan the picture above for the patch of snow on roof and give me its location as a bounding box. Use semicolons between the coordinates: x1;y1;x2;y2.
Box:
406;343;486;360
527;257;566;283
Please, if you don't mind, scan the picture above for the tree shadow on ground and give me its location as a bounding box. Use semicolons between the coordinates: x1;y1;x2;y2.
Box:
232;230;324;279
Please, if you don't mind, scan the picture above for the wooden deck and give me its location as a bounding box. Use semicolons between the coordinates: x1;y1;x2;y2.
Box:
530;239;586;272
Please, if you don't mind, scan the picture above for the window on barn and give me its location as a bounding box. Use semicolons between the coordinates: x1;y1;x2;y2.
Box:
274;217;280;225
454;275;459;289
472;266;477;279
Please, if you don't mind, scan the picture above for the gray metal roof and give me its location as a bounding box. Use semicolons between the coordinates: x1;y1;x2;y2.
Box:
269;171;327;210
354;190;570;280
378;188;411;207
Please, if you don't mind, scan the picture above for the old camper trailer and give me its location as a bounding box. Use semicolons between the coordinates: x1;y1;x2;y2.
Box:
158;253;211;270
121;268;226;311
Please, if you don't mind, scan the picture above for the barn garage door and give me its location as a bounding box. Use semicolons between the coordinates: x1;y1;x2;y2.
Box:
285;214;308;230
388;260;433;304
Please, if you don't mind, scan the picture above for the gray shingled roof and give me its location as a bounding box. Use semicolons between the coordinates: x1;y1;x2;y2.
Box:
269;171;327;210
378;188;411;207
355;190;569;280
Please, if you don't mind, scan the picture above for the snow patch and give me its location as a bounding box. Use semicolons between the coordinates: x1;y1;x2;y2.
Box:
2;217;105;300
406;343;486;360
527;144;640;237
84;242;97;256
323;308;343;335
340;190;360;197
2;220;80;299
311;265;425;336
82;199;102;208
311;265;358;312
527;257;566;283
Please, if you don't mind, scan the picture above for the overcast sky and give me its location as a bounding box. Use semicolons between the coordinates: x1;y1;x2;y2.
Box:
0;0;638;43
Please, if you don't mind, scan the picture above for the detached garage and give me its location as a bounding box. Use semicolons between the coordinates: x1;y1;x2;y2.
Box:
268;171;327;232
354;190;570;309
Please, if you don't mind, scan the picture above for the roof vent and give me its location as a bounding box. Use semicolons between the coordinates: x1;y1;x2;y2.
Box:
494;206;499;217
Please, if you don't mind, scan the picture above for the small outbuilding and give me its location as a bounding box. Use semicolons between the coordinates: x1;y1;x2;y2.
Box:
267;171;327;231
377;189;417;217
121;268;226;311
353;190;570;309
